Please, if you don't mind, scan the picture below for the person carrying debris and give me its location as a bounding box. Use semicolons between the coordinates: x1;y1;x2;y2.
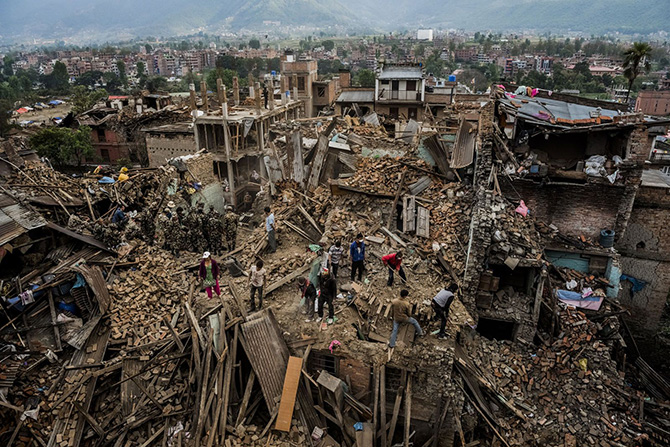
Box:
389;289;423;348
328;240;345;278
382;250;406;286
432;284;458;339
349;233;366;282
317;268;337;324
298;277;317;321
223;206;239;251
199;252;220;299
265;207;277;253
309;248;324;290
249;259;266;311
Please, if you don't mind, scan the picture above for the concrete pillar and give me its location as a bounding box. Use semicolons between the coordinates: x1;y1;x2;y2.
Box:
305;74;313;118
292;74;299;102
189;83;197;112
216;78;224;104
266;79;275;111
222;85;228;119
233;77;240;105
255;82;262;115
280;75;288;106
200;80;208;112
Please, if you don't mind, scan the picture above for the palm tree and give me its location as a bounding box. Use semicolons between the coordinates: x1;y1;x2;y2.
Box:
622;42;653;104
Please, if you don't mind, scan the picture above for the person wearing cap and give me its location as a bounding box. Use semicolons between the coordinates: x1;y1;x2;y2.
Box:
432;284;458;339
298;277;317;321
349;233;366;282
328;240;345;278
249;259;266;311
265;207;276;253
382;250;406;287
317;268;337;324
199;252;220;299
389;289;423;348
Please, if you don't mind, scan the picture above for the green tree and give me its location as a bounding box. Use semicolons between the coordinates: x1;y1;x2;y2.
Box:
145;76;168;93
623;42;653;102
322;40;335;51
70;85;108;115
43;61;70;92
2;56;14;77
145;43;153;53
136;61;146;77
75;70;104;88
103;72;122;93
116;60;128;87
0;99;14;138
249;39;261;50
30;126;95;167
354;69;375;88
206;68;237;91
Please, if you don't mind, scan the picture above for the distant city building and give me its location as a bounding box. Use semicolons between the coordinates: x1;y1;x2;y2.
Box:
417;29;434;41
636;90;670;116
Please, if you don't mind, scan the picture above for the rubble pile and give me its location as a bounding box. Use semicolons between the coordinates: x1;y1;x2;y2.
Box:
466;307;641;446
108;243;191;342
489;196;544;265
343;157;426;195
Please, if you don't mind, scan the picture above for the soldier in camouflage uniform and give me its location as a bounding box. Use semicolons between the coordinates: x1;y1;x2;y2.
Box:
223;206;239;251
195;204;208;253
183;209;203;254
205;209;224;255
164;214;186;257
155;209;171;247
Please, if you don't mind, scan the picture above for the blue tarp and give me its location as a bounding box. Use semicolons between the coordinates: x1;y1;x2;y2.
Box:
556;290;600;302
98;176;115;184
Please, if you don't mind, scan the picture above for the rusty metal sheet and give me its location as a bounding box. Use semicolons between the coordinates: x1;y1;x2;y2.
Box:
0;209;26;245
450;118;476;169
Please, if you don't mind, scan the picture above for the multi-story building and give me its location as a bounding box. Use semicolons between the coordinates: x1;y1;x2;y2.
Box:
636;90;670;116
375;64;425;121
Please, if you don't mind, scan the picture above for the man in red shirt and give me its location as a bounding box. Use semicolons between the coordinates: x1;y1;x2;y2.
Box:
382;251;406;287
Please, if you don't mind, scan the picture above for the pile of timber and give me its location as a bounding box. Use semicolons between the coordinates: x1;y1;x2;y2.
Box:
342;157;427;196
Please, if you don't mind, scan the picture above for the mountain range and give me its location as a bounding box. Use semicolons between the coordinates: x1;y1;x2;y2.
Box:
1;0;668;44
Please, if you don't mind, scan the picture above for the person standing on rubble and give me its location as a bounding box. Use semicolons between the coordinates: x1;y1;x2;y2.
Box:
265;207;277;253
165;214;185;257
223;206;239;251
317;268;337;324
249;259;266;311
382;251;406;287
389;289;423;348
349;233;366;282
205;208;222;254
298;277;317;321
263;84;269;109
184;208;203;254
328;240;345;278
432;284;458;339
199;252;220;299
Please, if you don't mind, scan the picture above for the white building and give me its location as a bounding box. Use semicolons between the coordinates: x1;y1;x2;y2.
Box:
417;29;434;41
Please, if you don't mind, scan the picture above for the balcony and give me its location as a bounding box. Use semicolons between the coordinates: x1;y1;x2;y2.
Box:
377;89;422;102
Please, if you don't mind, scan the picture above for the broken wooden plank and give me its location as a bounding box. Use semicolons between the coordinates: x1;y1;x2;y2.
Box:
265;262;311;295
386;168;408;228
275;356;303;432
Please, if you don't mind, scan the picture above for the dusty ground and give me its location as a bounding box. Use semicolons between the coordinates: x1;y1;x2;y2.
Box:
11;103;72;125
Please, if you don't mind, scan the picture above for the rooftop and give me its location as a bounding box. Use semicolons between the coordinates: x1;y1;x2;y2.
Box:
335;89;375;103
378;65;423;80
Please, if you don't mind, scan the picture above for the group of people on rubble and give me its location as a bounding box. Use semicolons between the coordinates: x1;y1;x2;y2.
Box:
156;202;239;257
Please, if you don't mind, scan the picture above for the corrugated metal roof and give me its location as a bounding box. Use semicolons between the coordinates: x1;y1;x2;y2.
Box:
3;203;47;230
451;119;476;169
641;170;670;189
0;194;17;208
0;210;26;246
239;310;320;432
335;90;375;103
499;95;625;127
46;222;113;253
378;66;423;80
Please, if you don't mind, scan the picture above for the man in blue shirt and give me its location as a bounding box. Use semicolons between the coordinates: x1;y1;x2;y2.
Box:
265;206;276;253
349;233;365;282
111;205;127;224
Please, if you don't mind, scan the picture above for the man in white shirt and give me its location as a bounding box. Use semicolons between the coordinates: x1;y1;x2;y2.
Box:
431;284;458;339
265;206;276;253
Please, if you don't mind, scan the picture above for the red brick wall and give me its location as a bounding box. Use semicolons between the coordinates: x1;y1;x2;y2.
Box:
338;357;371;397
502;180;626;239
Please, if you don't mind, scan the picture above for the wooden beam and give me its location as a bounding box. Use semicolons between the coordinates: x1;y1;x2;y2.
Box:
404;375;412;447
386;168;408;229
162;316;185;352
235;370;256;427
380;366;387;447
73;401;105;437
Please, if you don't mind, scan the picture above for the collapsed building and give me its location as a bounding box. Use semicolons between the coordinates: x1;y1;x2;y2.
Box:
2;79;670;447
